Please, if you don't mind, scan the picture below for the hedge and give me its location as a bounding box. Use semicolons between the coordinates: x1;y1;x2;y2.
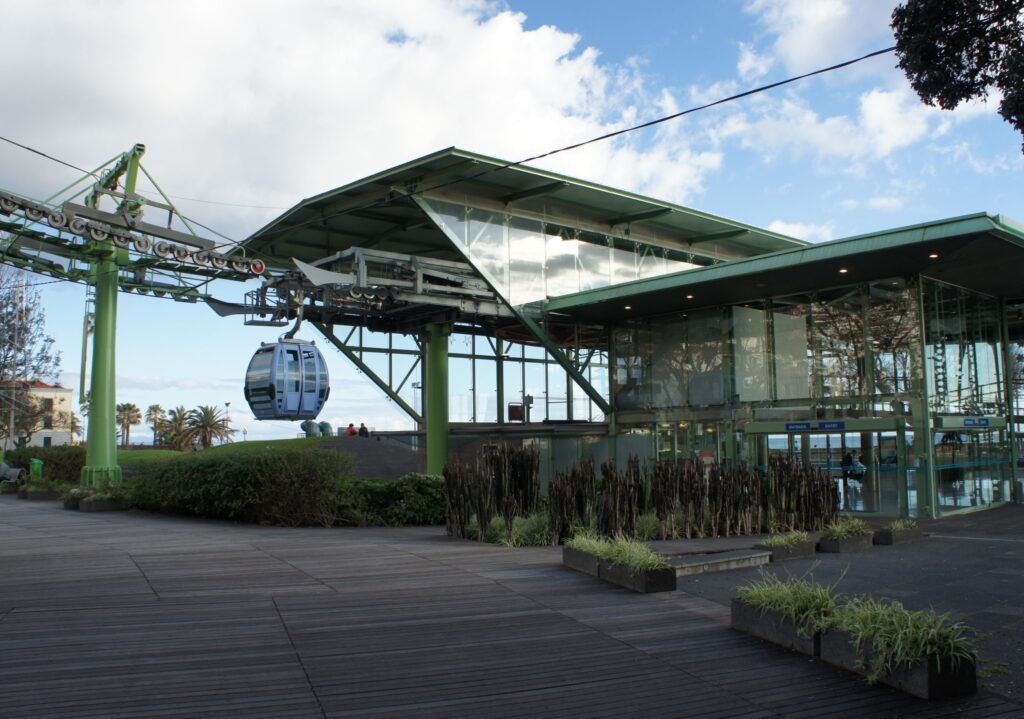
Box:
3;445;86;485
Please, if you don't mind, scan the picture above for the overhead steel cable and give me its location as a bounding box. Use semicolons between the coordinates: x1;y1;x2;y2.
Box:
1;45;898;284
250;45;897;240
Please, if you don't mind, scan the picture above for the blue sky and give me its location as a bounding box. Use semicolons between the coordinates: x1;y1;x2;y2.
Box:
1;0;1021;442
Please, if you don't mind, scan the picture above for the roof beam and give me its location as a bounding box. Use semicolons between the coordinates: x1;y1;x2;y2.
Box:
502;181;568;204
685;228;750;245
604;208;672;226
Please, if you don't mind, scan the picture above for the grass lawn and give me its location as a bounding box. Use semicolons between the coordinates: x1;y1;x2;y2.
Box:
119;437;330;465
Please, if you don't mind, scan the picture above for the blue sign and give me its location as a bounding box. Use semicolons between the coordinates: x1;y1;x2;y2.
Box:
964;418;990;427
819;421;846;430
785;423;811;431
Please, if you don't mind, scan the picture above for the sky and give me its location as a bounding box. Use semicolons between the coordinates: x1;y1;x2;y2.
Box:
1;0;1021;443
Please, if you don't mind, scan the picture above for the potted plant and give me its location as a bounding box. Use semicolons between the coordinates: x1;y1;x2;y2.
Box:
24;482;63;501
562;535;676;593
818;518;872;553
562;534;603;576
820;597;976;699
79;492;131;512
731;574;837;656
755;530;816;562
62;487;87;511
873;518;924;545
599;537;676;593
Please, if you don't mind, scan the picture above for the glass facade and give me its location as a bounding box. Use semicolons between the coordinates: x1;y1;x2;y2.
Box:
602;277;1016;518
418;196;698;306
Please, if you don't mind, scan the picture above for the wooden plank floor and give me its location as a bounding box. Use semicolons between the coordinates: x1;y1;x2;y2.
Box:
1;497;1021;718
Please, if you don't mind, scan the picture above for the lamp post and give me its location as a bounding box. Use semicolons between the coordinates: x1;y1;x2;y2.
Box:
223;402;231;445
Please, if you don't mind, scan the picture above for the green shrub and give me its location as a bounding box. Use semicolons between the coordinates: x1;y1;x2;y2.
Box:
736;573;838;636
493;512;552;547
125;446;353;527
634;513;662;541
760;530;810;548
336;473;445;526
833;597;975;683
885;518;918;531
822;517;871;540
4;445;86;485
565;534;669;570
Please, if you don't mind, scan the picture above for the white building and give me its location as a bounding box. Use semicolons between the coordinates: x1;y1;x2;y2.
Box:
24;380;75;447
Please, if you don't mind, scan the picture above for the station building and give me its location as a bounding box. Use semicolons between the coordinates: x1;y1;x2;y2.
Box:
241;148;1024;519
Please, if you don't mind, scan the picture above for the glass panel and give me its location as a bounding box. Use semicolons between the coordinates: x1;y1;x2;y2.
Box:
812;289;865;398
417;197;698;306
924;282;1004;414
687;312;725;406
868;279;917;395
507;217;546;305
774;309;809;399
286;350;300;393
733;306;768;401
649;319;686;407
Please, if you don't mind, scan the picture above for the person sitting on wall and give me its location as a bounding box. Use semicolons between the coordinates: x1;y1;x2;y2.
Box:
346;423;357;437
358;423;369;438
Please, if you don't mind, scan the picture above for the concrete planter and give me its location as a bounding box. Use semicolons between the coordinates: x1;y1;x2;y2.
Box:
562;546;600;576
730;598;819;655
820;629;976;699
754;540;817;562
818;535;872;553
25;489;62;501
598;559;677;593
79;497;130;512
873;528;925;545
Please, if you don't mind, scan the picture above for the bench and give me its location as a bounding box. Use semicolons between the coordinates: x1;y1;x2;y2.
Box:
0;462;24;483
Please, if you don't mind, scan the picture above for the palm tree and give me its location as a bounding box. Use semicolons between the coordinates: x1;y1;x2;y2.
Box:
145;404;166;446
159;406;194;451
115;402;142;448
187;405;235;449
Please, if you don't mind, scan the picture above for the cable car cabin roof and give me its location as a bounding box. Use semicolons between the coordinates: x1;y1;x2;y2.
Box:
240;148;807;272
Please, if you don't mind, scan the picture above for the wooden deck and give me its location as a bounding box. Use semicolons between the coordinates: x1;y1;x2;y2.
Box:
1;497;1021;718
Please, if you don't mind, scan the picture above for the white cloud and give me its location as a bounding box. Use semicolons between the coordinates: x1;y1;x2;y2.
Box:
744;0;897;74
0;0;726;239
866;196;903;211
738;42;774;82
767;219;834;242
718;85;936;169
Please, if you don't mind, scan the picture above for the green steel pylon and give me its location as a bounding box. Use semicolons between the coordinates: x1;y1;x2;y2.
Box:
80;144;145;487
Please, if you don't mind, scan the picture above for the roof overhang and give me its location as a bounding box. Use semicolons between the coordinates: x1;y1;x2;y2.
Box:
545;213;1024;322
240;147;807;271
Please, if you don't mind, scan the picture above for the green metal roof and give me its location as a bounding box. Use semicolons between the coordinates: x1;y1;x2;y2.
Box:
241;148;807;270
545;213;1024;321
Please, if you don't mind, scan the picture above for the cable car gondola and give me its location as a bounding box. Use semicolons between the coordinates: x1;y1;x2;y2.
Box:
244;338;330;421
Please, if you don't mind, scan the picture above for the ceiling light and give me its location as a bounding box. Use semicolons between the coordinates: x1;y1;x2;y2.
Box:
838;268;849;274
624;305;632;310
685;294;694;299
929;253;939;259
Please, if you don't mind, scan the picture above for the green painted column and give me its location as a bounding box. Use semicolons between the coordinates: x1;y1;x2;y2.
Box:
80;144;144;487
424;322;451;475
81;255;121;487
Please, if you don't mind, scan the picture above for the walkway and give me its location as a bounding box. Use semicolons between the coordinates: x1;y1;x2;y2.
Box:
1;497;1022;718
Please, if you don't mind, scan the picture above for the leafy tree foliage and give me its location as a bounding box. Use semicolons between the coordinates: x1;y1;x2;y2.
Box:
159;406;195;451
116;402;142;447
187;404;235;449
0;267;63;445
145;404;166;445
893;0;1024;152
